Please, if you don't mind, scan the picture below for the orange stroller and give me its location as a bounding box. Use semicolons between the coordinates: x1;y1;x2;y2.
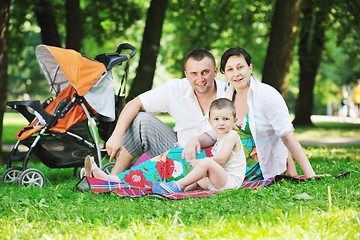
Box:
2;43;136;187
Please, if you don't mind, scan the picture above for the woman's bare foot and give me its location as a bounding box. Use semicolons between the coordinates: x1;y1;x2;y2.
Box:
84;155;123;182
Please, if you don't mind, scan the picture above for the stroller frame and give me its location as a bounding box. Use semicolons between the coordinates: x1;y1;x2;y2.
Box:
2;43;136;188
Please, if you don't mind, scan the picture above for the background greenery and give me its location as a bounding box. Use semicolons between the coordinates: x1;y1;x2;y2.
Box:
6;0;360;114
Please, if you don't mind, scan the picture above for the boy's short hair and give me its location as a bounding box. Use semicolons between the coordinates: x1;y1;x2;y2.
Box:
209;98;236;118
184;49;216;69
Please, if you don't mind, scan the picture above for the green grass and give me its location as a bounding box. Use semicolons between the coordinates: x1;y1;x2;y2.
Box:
1;113;360;239
1;147;359;239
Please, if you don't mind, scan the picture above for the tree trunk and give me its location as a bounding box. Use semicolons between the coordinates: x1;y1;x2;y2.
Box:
293;0;331;126
66;0;83;51
0;0;10;165
34;0;61;47
262;0;302;99
126;0;168;101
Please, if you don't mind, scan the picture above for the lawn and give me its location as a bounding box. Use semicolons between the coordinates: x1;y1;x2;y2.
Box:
1;112;360;239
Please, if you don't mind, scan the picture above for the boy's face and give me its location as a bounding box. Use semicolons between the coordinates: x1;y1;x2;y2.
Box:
208;107;236;137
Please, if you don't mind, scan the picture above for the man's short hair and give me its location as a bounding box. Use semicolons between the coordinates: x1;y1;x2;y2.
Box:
209;98;236;118
184;49;216;69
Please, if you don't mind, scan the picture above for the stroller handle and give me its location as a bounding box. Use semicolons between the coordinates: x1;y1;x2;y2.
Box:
95;43;137;71
116;43;136;58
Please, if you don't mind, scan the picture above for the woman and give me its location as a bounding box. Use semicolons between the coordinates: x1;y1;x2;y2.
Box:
184;47;320;181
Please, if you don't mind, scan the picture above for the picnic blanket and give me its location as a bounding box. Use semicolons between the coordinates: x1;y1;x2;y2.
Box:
75;172;349;200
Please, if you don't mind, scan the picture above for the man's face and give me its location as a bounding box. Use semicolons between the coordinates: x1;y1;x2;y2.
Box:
184;57;218;95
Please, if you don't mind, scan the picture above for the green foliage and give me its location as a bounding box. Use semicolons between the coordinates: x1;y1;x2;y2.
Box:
161;0;274;77
81;0;143;45
5;0;360;115
7;32;48;101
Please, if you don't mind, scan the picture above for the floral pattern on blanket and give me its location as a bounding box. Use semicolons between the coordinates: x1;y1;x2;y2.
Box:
117;147;214;188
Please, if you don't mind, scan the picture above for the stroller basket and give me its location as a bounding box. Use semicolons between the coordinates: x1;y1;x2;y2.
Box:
20;119;96;169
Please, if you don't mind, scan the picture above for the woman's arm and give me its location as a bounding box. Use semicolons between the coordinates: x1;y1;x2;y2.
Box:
181;133;216;161
281;131;316;177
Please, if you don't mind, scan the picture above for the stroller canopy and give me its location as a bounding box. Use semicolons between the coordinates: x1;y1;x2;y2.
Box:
36;45;115;121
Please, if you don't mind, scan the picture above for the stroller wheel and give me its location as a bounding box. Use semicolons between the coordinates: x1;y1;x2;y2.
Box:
17;168;46;188
101;162;115;175
2;166;22;184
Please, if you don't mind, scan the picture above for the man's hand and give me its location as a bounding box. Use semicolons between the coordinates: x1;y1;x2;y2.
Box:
181;136;201;161
105;135;122;162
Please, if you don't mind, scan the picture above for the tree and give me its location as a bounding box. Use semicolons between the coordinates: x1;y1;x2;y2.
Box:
293;0;332;126
0;0;10;165
262;0;302;99
65;0;83;51
34;0;62;47
126;0;168;101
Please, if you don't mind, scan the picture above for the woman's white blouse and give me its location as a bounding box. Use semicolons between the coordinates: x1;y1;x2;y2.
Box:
224;76;294;179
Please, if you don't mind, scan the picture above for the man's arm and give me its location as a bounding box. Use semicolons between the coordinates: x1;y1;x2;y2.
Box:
106;97;146;162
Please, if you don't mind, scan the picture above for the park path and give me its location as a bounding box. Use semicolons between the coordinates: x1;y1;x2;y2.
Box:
299;115;360;146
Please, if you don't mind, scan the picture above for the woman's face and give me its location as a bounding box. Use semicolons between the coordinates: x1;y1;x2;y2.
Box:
223;55;252;91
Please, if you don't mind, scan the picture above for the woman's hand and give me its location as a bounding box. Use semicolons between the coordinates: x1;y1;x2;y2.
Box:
182;136;201;161
105;135;122;162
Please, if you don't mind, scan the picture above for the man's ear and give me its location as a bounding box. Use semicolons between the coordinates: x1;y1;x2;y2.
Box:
214;66;218;76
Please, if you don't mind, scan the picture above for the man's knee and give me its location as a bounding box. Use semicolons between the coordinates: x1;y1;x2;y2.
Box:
132;112;152;126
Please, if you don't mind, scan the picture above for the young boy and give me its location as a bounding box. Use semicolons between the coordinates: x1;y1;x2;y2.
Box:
152;98;246;193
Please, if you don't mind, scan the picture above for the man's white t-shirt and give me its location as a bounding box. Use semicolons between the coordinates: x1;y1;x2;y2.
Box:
139;78;228;147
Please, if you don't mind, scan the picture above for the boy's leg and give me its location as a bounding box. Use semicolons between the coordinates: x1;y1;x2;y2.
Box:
176;158;228;190
110;112;177;175
196;178;208;190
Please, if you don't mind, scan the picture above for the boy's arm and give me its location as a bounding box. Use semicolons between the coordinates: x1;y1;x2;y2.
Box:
212;132;239;165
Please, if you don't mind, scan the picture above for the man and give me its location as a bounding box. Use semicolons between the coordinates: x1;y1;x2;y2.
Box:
105;49;228;175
